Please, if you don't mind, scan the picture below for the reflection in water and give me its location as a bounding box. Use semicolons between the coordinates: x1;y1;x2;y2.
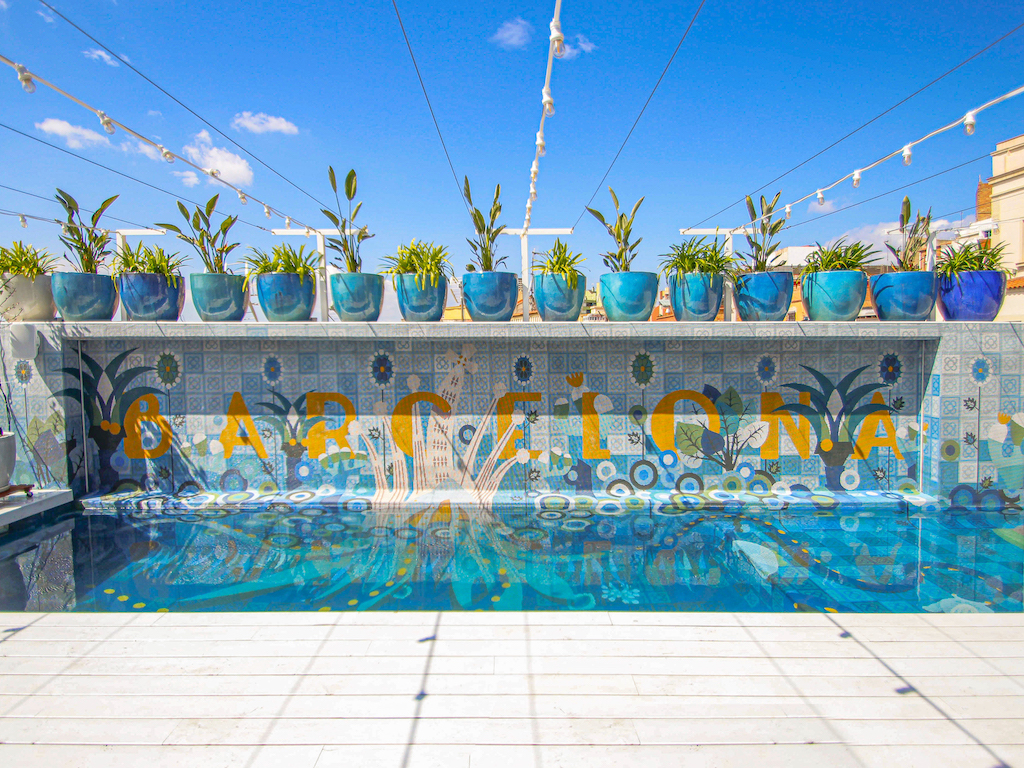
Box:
0;502;1021;613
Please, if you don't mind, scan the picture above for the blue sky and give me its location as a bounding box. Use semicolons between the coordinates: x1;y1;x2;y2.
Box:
1;0;1023;316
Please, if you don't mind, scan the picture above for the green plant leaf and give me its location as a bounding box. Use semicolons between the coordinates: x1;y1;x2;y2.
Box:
328;166;337;194
345;169;357;201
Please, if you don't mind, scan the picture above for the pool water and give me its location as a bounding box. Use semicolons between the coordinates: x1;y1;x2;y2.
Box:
1;502;1021;613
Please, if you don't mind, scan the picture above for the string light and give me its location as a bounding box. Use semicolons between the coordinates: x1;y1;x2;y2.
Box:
549;18;565;58
852;169;861;188
19;214;27;228
816;189;824;206
902;144;912;166
264;204;272;219
784;204;791;219
97;111;115;135
158;145;174;163
14;63;34;93
285;217;292;229
238;191;247;205
964;111;976;135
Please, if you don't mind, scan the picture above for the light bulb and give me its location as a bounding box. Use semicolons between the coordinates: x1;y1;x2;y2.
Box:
902;145;912;166
285;217;292;229
238;191;247;205
963;111;976;135
18;215;27;228
536;132;546;157
207;168;221;178
852;169;861;188
264;204;272;219
97;111;115;135
542;86;554;117
550;20;565;58
158;145;174;163
816;190;824;206
785;204;791;219
305;227;312;236
15;64;35;94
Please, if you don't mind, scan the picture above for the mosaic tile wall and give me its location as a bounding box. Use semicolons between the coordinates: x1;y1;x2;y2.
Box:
1;323;1022;517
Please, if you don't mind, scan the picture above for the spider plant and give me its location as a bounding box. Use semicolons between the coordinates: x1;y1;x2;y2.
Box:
55;189;118;273
464;176;506;272
0;242;57;278
244;244;320;284
660;234;736;278
321;167;374;273
586;187;644;273
936;241;1010;281
381;240;453;289
113;243;186;286
802;239;879;273
739;193;786;272
533;239;585;288
884;197;931;272
156;194;240;274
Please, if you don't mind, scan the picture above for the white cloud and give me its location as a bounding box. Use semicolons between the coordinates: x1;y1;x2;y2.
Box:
119;53;131;64
230;111;299;135
121;139;161;161
37;9;54;22
808;198;838;214
561;33;596;60
174;171;200;188
561;43;581;60
83;49;119;67
182;130;253;186
576;34;596;53
837;217;968;262
490;17;532;49
147;110;163;118
0;2;10;11
35;118;111;149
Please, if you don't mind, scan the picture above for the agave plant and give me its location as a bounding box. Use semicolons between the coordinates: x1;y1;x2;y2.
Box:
587;187;644;273
157;194;240;274
113;243;187;286
244;244;320;284
381;240;453;289
0;241;57;278
936;241;1010;281
464;176;506;272
802;238;879;273
55;189;118;273
533;239;585;288
740;193;785;272
884;196;931;272
660;234;736;278
322;167;374;273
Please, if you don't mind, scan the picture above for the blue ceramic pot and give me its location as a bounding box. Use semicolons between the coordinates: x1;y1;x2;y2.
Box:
668;273;724;321
534;273;586;322
52;272;118;321
462;271;519;322
734;270;794;322
869;271;937;321
256;273;316;322
937;270;1007;321
395;274;447;322
600;272;658;322
117;273;185;321
801;270;867;322
190;273;248;322
330;272;384;322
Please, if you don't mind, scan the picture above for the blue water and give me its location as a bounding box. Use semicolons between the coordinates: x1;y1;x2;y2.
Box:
1;501;1021;613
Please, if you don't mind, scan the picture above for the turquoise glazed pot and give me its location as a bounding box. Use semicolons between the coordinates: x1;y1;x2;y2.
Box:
52;272;118;321
330;272;384;322
801;270;867;322
190;273;248;322
668;273;724;322
396;274;447;322
937;270;1007;321
869;271;937;321
256;273;315;322
462;271;519;322
734;270;794;322
117;273;184;321
534;273;586;322
600;272;658;322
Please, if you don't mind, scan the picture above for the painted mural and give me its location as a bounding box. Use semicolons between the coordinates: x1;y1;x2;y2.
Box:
0;323;1021;613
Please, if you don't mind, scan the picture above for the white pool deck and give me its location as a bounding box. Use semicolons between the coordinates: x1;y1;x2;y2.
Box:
0;611;1022;767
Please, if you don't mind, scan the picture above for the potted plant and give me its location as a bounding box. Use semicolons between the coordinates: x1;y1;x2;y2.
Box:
587;187;657;321
52;189;120;321
659;233;736;322
244;244;320;322
321;166;381;321
0;241;57;321
869;197;937;321
800;239;878;321
382;240;452;322
733;193;792;321
461;177;518;322
113;242;186;321
0;426;15;492
533;239;586;321
936;241;1009;321
157;195;246;322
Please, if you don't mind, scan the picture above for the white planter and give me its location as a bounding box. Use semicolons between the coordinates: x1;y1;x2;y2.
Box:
0;274;56;321
0;433;15;492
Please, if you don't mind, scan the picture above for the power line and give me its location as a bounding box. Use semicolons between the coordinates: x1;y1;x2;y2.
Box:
36;0;330;210
0;121;271;231
573;0;708;228
684;18;1024;230
0;182;150;229
389;0;469;213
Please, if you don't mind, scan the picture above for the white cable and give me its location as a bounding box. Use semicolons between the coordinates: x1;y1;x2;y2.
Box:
0;52;314;231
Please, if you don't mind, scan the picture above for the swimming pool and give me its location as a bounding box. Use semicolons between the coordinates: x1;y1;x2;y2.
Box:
2;498;1020;614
